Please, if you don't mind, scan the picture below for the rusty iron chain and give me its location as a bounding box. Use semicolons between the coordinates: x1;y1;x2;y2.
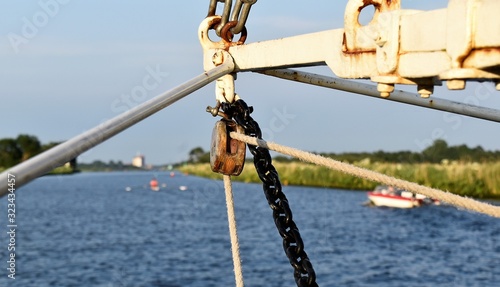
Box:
207;0;257;39
220;99;319;287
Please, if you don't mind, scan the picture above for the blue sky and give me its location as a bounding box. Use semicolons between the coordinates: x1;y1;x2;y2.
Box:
1;0;499;165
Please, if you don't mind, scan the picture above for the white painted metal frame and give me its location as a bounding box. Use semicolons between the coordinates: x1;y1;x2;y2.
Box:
202;0;500;98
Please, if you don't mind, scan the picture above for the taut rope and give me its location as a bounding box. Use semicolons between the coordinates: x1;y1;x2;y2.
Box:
230;132;500;218
223;175;245;287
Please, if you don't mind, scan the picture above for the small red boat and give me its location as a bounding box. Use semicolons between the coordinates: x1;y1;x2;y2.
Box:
150;178;159;191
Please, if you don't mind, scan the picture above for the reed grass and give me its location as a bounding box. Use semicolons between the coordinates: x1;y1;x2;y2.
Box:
179;161;500;199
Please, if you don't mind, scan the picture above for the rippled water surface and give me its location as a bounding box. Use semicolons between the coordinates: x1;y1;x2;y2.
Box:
1;171;499;286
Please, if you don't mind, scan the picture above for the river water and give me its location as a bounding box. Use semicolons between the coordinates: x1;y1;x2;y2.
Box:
1;171;499;287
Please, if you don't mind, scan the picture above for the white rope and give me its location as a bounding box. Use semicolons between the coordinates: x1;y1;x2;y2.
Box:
230;132;500;218
223;175;245;287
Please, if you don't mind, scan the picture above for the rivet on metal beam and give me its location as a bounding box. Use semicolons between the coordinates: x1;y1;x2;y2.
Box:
417;85;434;98
377;83;394;98
447;80;466;90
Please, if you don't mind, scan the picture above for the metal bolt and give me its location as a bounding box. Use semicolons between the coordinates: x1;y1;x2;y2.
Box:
206;100;221;117
446;80;466;90
377;83;394;98
206;105;219;117
495;80;500;91
418;85;434;98
212;51;224;66
375;36;387;47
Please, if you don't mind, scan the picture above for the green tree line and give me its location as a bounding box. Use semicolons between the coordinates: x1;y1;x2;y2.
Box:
319;139;500;164
0;134;60;169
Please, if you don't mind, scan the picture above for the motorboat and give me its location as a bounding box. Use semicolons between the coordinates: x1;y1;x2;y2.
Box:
367;185;430;208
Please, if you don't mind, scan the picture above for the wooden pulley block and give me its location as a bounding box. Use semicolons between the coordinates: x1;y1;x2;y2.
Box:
210;120;246;176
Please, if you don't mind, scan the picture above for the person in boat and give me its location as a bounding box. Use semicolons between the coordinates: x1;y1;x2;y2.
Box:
150;177;159;190
388;186;395;195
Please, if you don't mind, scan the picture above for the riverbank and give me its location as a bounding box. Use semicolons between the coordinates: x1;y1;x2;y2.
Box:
47;166;79;175
179;161;500;199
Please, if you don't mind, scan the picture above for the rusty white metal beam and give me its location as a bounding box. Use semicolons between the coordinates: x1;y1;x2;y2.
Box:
209;0;500;97
259;69;500;123
0;61;235;197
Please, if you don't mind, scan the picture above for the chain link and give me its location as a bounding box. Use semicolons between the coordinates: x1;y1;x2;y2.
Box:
206;0;257;38
220;99;319;287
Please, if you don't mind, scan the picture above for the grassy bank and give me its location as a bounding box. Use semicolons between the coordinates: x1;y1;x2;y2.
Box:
47;166;78;175
179;161;500;199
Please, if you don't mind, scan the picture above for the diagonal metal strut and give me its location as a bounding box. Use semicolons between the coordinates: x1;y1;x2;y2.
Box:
0;62;234;197
259;69;500;123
